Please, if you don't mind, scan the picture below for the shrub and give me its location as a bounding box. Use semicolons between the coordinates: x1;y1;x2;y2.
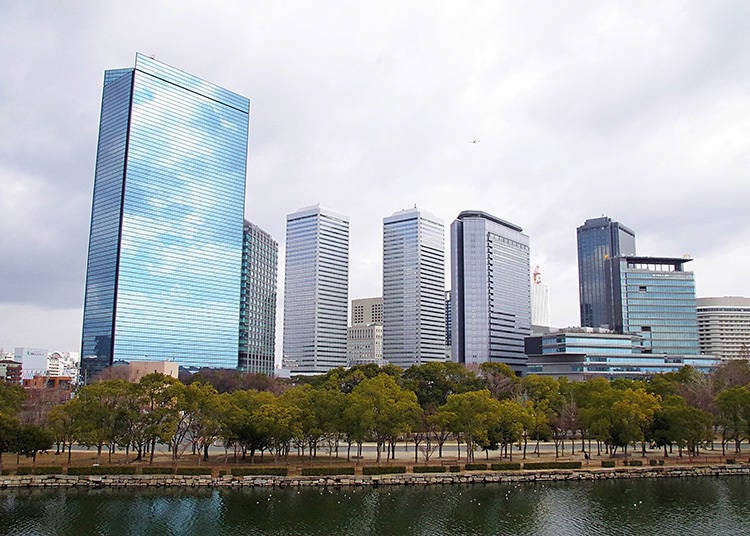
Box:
175;467;212;475
464;463;488;471
627;460;643;467
523;461;582;470
0;469;10;476
412;465;446;473
232;467;288;477
658;459;664;466
301;466;355;477
649;459;658;466
449;465;461;473
601;460;616;468
490;462;521;471
15;466;63;475
141;466;174;475
67;466;136;475
362;465;407;475
726;458;736;465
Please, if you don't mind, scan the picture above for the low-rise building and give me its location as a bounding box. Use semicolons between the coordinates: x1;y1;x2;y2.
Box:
0;359;22;383
525;328;720;380
696;296;750;360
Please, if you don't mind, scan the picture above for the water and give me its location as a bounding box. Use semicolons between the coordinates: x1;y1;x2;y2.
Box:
1;477;749;535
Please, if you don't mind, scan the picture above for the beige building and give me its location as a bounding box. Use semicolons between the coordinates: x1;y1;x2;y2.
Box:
697;297;750;360
347;297;385;366
126;360;180;382
351;297;383;326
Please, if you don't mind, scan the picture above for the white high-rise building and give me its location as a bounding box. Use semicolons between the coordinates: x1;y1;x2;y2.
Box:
383;208;446;368
696;297;750;360
531;266;551;329
282;205;349;374
451;211;531;373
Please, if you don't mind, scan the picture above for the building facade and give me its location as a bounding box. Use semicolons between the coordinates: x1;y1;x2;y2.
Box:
608;256;699;355
238;220;278;375
451;211;530;372
383;208;445;368
282;206;349;374
347;297;384;366
577;217;636;329
525;329;719;380
13;347;48;380
696;296;750;360
80;54;249;380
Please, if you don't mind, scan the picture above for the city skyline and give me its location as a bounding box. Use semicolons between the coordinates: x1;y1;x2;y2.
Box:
2;3;749;357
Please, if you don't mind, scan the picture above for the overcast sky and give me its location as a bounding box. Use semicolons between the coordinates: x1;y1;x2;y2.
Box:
1;1;748;358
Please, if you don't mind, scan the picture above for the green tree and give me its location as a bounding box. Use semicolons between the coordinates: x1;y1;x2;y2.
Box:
715;386;750;454
402;362;483;412
435;389;501;463
348;374;422;463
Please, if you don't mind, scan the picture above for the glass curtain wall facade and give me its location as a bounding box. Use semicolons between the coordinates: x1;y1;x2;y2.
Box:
282;206;349;374
577;217;636;329
451;211;530;372
238;221;278;375
81;54;248;380
383;208;445;367
608;256;699;355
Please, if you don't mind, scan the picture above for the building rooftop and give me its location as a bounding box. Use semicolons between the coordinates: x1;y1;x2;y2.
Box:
457;210;522;232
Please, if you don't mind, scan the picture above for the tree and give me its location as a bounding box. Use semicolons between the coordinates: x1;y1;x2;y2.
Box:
477;362;520;400
348;374;422;463
715;386;750;455
435;390;501;463
13;424;54;464
402;362;483;412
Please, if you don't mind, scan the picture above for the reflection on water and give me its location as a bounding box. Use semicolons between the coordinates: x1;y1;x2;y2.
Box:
1;477;749;535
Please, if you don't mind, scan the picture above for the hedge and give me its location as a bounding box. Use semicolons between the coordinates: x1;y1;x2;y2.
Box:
449;465;461;472
601;460;616;468
175;467;212;475
67;466;136;475
15;466;63;475
626;460;643;467
362;465;406;475
490;462;521;471
523;461;582;470
649;459;658;466
141;466;174;475
726;458;736;465
301;466;355;476
232;467;289;477
412;465;446;473
464;463;488;471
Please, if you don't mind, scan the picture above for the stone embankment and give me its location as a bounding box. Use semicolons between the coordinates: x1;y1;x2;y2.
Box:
1;465;749;489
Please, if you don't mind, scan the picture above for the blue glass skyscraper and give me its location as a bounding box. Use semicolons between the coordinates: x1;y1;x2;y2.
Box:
577;217;636;329
81;54;249;379
608;256;699;355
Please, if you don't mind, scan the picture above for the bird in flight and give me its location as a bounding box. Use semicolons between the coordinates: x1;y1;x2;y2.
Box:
470;139;480;144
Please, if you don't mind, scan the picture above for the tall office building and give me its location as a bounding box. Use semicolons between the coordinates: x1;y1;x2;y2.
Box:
577;217;636;329
238;221;278;375
282;206;349;374
383;208;445;367
608;256;699;355
696;297;750;360
451;211;530;372
81;54;248;380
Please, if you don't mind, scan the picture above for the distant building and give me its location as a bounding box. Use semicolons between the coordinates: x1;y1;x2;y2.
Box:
283;205;349;374
696;297;750;360
531;266;551;330
347;297;385;366
47;352;81;383
124;360;179;382
14;347;48;380
351;297;383;326
451;210;530;373
445;290;452;360
239;220;278;375
80;53;249;381
577;217;636;329
526;328;719;380
0;360;22;383
608;256;699;355
383;208;446;368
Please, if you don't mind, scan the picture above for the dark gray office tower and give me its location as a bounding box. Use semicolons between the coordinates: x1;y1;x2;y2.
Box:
577;217;636;329
238;221;278;375
451;211;530;373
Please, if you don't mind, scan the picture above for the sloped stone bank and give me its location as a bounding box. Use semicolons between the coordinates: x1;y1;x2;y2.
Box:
1;464;749;489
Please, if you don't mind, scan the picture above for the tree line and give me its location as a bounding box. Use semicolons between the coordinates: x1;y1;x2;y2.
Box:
1;360;750;468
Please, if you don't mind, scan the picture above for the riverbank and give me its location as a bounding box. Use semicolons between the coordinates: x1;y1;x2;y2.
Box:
2;463;749;489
